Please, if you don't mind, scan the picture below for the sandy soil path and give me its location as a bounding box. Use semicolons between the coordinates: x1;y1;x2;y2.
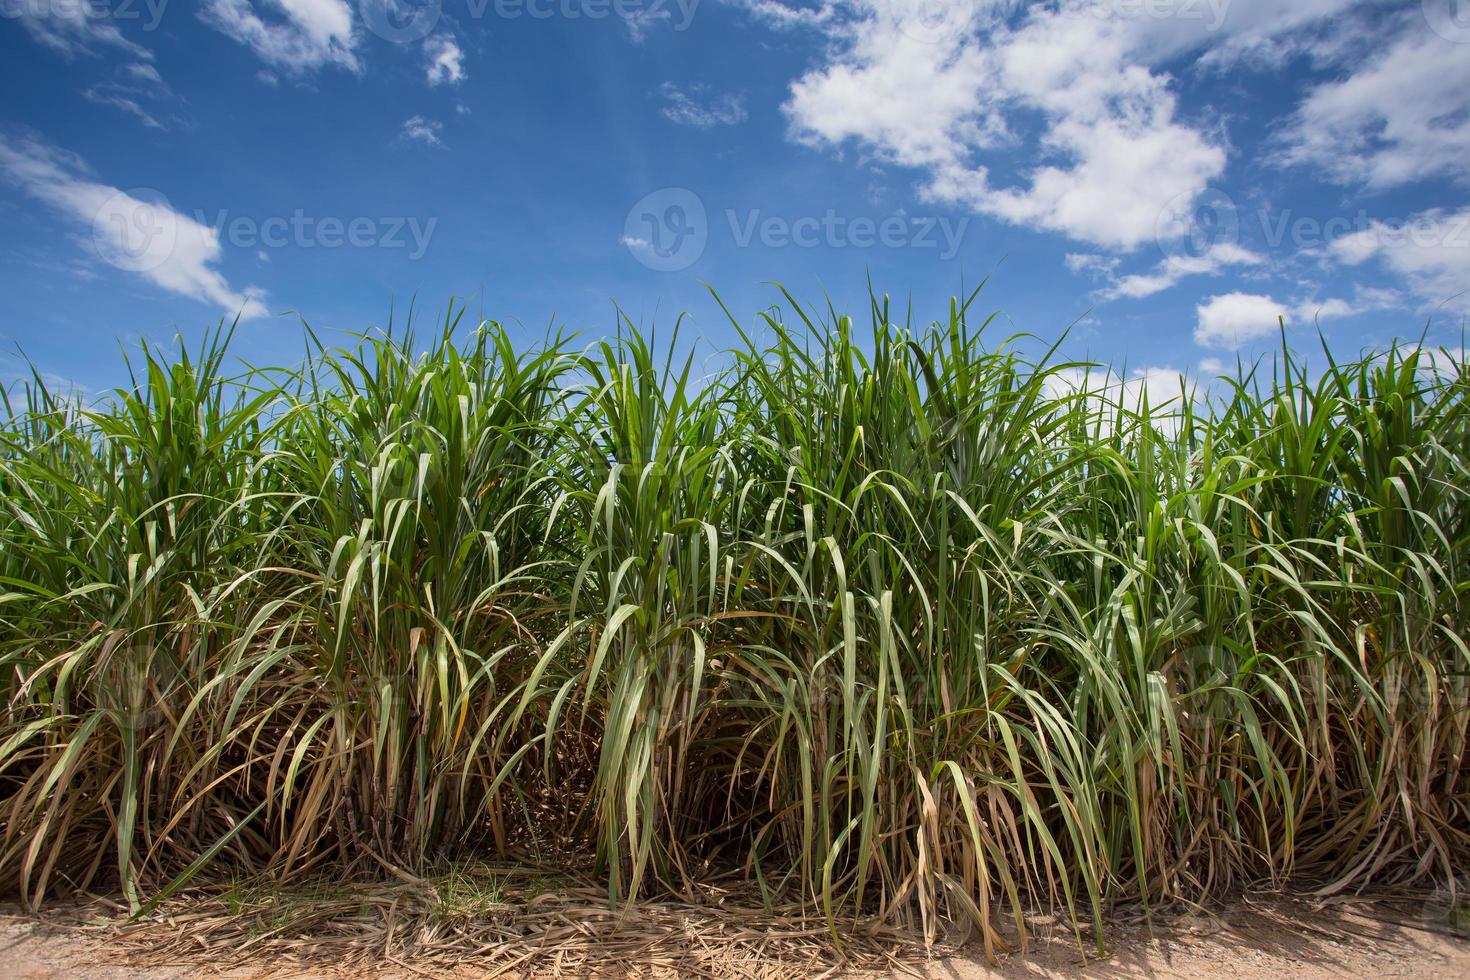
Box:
1;893;1466;978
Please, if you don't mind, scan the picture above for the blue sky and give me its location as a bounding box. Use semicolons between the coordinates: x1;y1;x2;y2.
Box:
1;0;1467;394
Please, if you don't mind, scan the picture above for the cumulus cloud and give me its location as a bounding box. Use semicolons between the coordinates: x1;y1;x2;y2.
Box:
200;0;360;75
757;1;1452;256
1065;253;1120;278
775;2;1254;250
1193;290;1372;349
1082;242;1265;300
425;34;466;86
1280;20;1470;189
924;9;1232;251
1044;363;1200;435
1328;207;1470;313
784;6;998;168
1383;343;1467;379
1195;293;1287;349
1045;364;1195;406
660;83;748;129
0;136;267;320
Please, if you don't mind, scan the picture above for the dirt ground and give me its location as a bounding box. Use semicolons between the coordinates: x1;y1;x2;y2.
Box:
1;892;1467;979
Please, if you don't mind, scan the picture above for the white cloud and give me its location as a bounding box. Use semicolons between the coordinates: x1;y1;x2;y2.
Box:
660;83;748;129
81;61;175;130
1329;208;1470;313
1194;290;1368;349
1299;296;1357;320
401;116;443;146
783;6;1000;170
83;88;164;129
729;0;840;31
1300;284;1404;321
1046;364;1194;406
1088;242;1264;300
124;62;164;85
425;35;466;86
201;0;359;75
0;137;267;320
8;1;153;59
1351;284;1407;311
1280;20;1470;189
1158;0;1376;67
757;2;1439;254
1392;344;1466;379
1195;292;1286;349
621;0;701;43
1044;363;1199;435
1065;253;1120;278
2;368;89;403
783;4;1233;250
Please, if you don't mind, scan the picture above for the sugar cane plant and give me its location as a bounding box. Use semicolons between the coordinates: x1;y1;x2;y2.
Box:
1;290;1466;956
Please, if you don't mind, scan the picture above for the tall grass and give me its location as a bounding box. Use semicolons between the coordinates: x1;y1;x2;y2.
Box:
1;291;1466;954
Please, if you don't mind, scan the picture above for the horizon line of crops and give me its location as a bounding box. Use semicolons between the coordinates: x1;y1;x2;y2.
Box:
1;287;1466;955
